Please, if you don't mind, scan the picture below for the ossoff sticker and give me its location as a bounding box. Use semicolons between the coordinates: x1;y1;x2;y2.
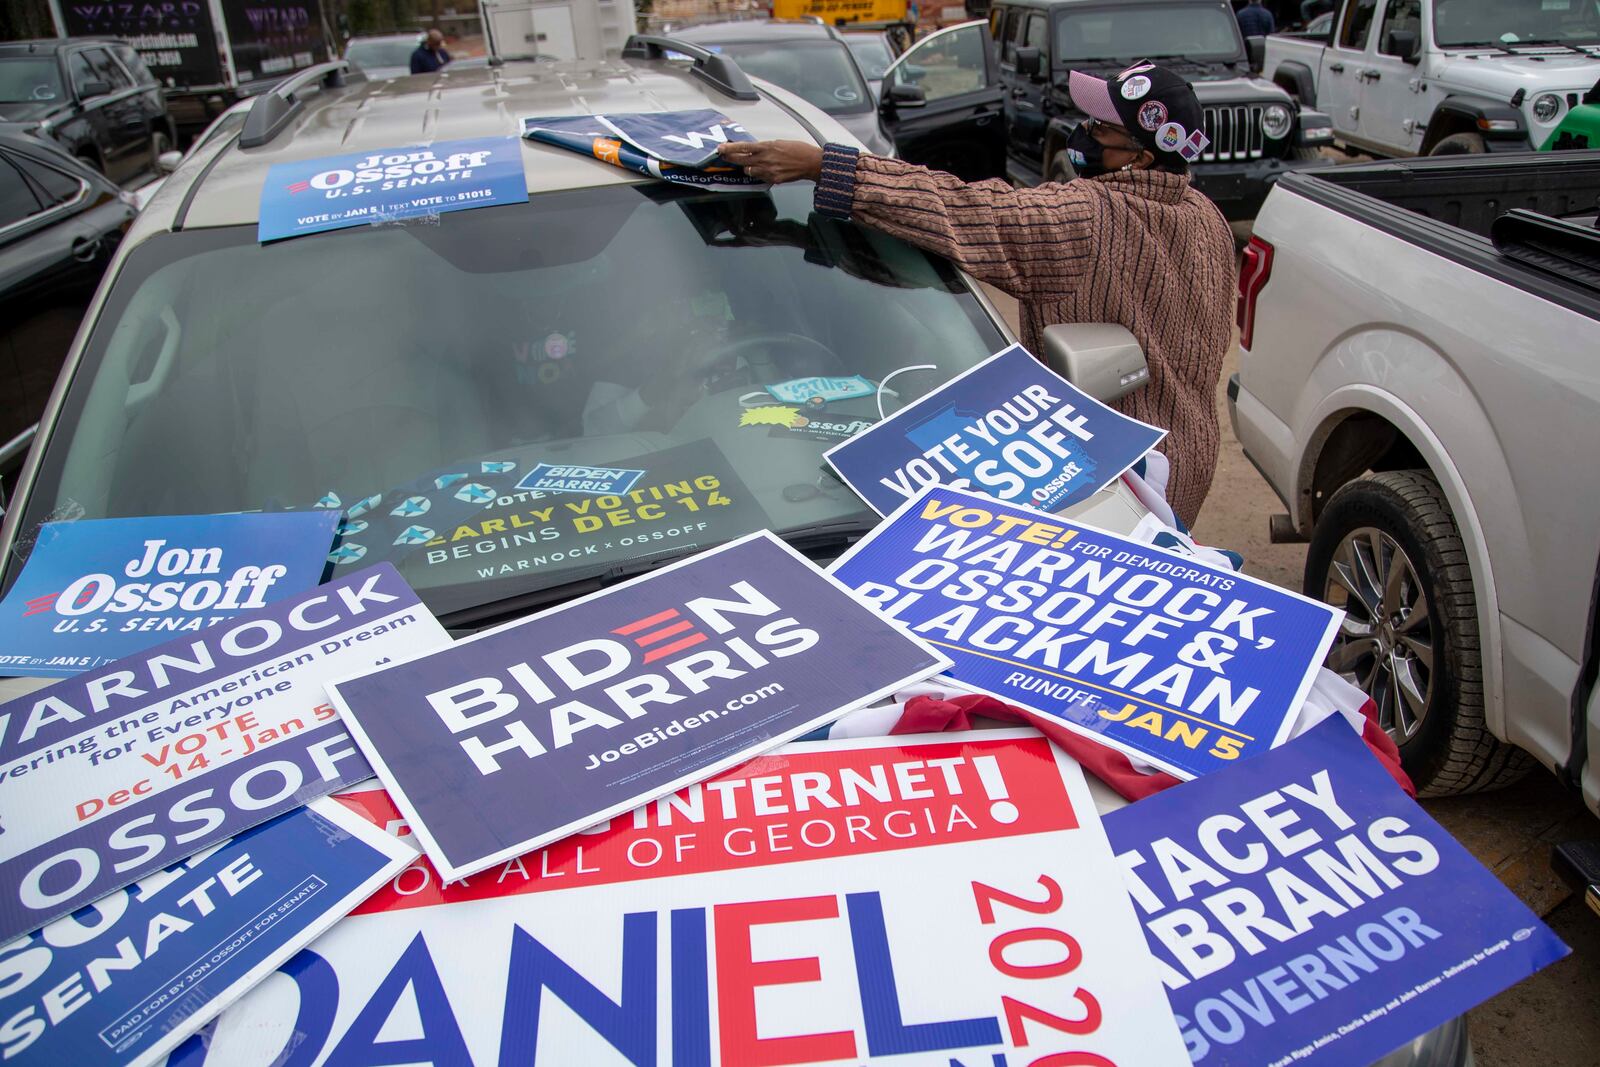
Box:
828;487;1343;780
167;733;1190;1066
0;564;447;945
327;532;951;880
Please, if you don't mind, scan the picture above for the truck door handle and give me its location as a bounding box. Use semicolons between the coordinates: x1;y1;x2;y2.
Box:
71;235;100;262
1329;62;1345;73
1010;87;1026;99
1360;68;1382;81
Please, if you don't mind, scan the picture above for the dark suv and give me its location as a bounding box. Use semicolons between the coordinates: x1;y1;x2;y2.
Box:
0;39;175;186
879;1;1333;218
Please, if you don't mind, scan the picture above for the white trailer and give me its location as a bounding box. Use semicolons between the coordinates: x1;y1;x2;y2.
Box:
479;0;639;61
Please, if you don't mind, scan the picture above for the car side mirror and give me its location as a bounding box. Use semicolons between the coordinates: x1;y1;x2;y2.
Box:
884;82;926;109
1385;29;1420;64
79;79;112;99
1039;323;1149;403
156;149;182;174
1015;46;1042;78
1245;35;1266;72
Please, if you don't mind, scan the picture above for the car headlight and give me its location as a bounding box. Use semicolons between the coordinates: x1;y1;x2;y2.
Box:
1532;92;1562;123
1262;104;1293;140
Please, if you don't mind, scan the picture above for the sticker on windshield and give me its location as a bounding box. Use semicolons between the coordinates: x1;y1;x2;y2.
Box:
517;463;646;496
257;136;530;243
418;439;766;585
765;375;875;405
0;512;338;678
740;405;877;443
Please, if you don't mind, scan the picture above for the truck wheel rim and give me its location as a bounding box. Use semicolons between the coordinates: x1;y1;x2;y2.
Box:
1322;527;1434;743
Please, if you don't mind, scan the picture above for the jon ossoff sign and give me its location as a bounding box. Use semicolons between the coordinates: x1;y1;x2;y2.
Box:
328;532;950;880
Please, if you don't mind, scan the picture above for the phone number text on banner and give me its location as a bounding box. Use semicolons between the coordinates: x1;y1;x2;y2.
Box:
828;487;1342;780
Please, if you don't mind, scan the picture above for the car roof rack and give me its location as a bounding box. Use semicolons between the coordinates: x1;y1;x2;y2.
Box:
620;35;760;101
239;60;364;149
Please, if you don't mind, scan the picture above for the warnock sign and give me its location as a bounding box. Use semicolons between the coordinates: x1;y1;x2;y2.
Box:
168;733;1190;1066
257;137;529;242
828;487;1342;780
327;532;950;880
0;512;337;678
1103;720;1569;1066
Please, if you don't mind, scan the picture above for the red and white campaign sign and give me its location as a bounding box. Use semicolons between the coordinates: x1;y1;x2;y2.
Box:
174;732;1187;1066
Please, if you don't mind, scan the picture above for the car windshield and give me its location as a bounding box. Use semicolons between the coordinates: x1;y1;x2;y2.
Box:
1433;0;1600;47
845;35;894;80
9;183;1004;622
0;57;65;104
345;39;420;69
1056;4;1243;62
709;41;874;114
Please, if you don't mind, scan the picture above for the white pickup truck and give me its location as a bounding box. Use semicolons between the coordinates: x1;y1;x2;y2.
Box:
1229;151;1600;831
1260;0;1600;156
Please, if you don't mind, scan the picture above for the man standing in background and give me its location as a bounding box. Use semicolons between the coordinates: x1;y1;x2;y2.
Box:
410;29;452;75
1236;0;1278;36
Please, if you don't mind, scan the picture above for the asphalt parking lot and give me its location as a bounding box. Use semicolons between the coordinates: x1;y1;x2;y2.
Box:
978;284;1600;1067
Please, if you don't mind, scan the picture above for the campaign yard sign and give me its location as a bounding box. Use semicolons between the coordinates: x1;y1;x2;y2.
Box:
828;487;1342;780
0;563;448;946
0;798;413;1067
327;532;950;881
0;512;338;679
257;137;529;242
1103;719;1569;1066
594;110;756;168
167;733;1190;1066
826;344;1167;516
522;115;765;191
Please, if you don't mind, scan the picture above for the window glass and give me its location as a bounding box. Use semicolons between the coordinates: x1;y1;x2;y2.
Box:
1379;0;1423;53
1055;4;1242;61
67;52;97;96
1025;13;1049;52
989;6;1006;39
1339;0;1380;49
0;57;66;104
894;26;988;101
844;35;894;80
704;41;872;115
1002;8;1026;62
114;45;159;87
0;156;42;228
1432;0;1600;48
15;155;83;208
87;48;133;90
13;183;1005;619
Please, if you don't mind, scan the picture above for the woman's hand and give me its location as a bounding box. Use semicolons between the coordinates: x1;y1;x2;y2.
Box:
717;140;824;184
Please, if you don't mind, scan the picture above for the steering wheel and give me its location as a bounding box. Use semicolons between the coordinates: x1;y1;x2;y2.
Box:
700;332;846;382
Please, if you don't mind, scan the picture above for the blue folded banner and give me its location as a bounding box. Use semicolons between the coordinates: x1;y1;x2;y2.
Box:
521;114;764;190
327;531;949;880
0;512;337;678
825;344;1167;516
1103;719;1569;1066
257;136;529;242
0;798;413;1067
594;108;756;167
828;486;1342;779
0;563;450;945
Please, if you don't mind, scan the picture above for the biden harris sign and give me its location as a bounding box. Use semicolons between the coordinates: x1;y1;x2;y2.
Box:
257;137;528;242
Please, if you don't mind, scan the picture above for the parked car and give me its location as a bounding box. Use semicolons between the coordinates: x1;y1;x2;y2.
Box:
878;2;1333;218
0;128;134;461
344;33;426;80
843;27;903;99
0;39;176;184
53;0;334;142
673;20;895;155
1229;152;1600;820
1262;0;1600;156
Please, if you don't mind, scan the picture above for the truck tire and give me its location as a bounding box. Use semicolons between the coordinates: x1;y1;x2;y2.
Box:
1303;470;1533;796
1429;132;1486;155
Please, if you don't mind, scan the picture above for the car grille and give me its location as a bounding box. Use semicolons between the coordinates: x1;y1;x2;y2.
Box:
1199;105;1266;162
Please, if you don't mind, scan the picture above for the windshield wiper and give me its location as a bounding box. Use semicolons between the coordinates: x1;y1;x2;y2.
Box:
436;518;877;632
1504;38;1600;55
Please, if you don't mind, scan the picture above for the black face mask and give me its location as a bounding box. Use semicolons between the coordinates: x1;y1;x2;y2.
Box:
1064;124;1110;179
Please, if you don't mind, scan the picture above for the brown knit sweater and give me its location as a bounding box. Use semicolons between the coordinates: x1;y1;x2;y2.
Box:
821;151;1235;526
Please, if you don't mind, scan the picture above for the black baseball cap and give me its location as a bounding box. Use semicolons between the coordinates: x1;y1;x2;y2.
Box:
1068;63;1211;162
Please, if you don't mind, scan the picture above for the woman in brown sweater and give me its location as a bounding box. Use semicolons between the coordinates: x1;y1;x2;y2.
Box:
719;63;1235;527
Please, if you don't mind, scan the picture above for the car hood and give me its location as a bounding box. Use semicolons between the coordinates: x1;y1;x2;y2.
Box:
1434;51;1600;96
1064;61;1290;103
836;110;893;156
0;101;62;123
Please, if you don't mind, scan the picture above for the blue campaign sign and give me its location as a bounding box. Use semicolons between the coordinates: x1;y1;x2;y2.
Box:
0;512;338;678
522;115;765;190
515;462;646;496
0;798;412;1067
0;563;450;946
828;486;1342;779
825;344;1167;516
257;136;529;242
1103;719;1569;1066
595;109;756;167
327;531;950;881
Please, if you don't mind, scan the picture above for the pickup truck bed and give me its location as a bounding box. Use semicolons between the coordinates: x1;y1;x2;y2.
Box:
1275;152;1600;315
